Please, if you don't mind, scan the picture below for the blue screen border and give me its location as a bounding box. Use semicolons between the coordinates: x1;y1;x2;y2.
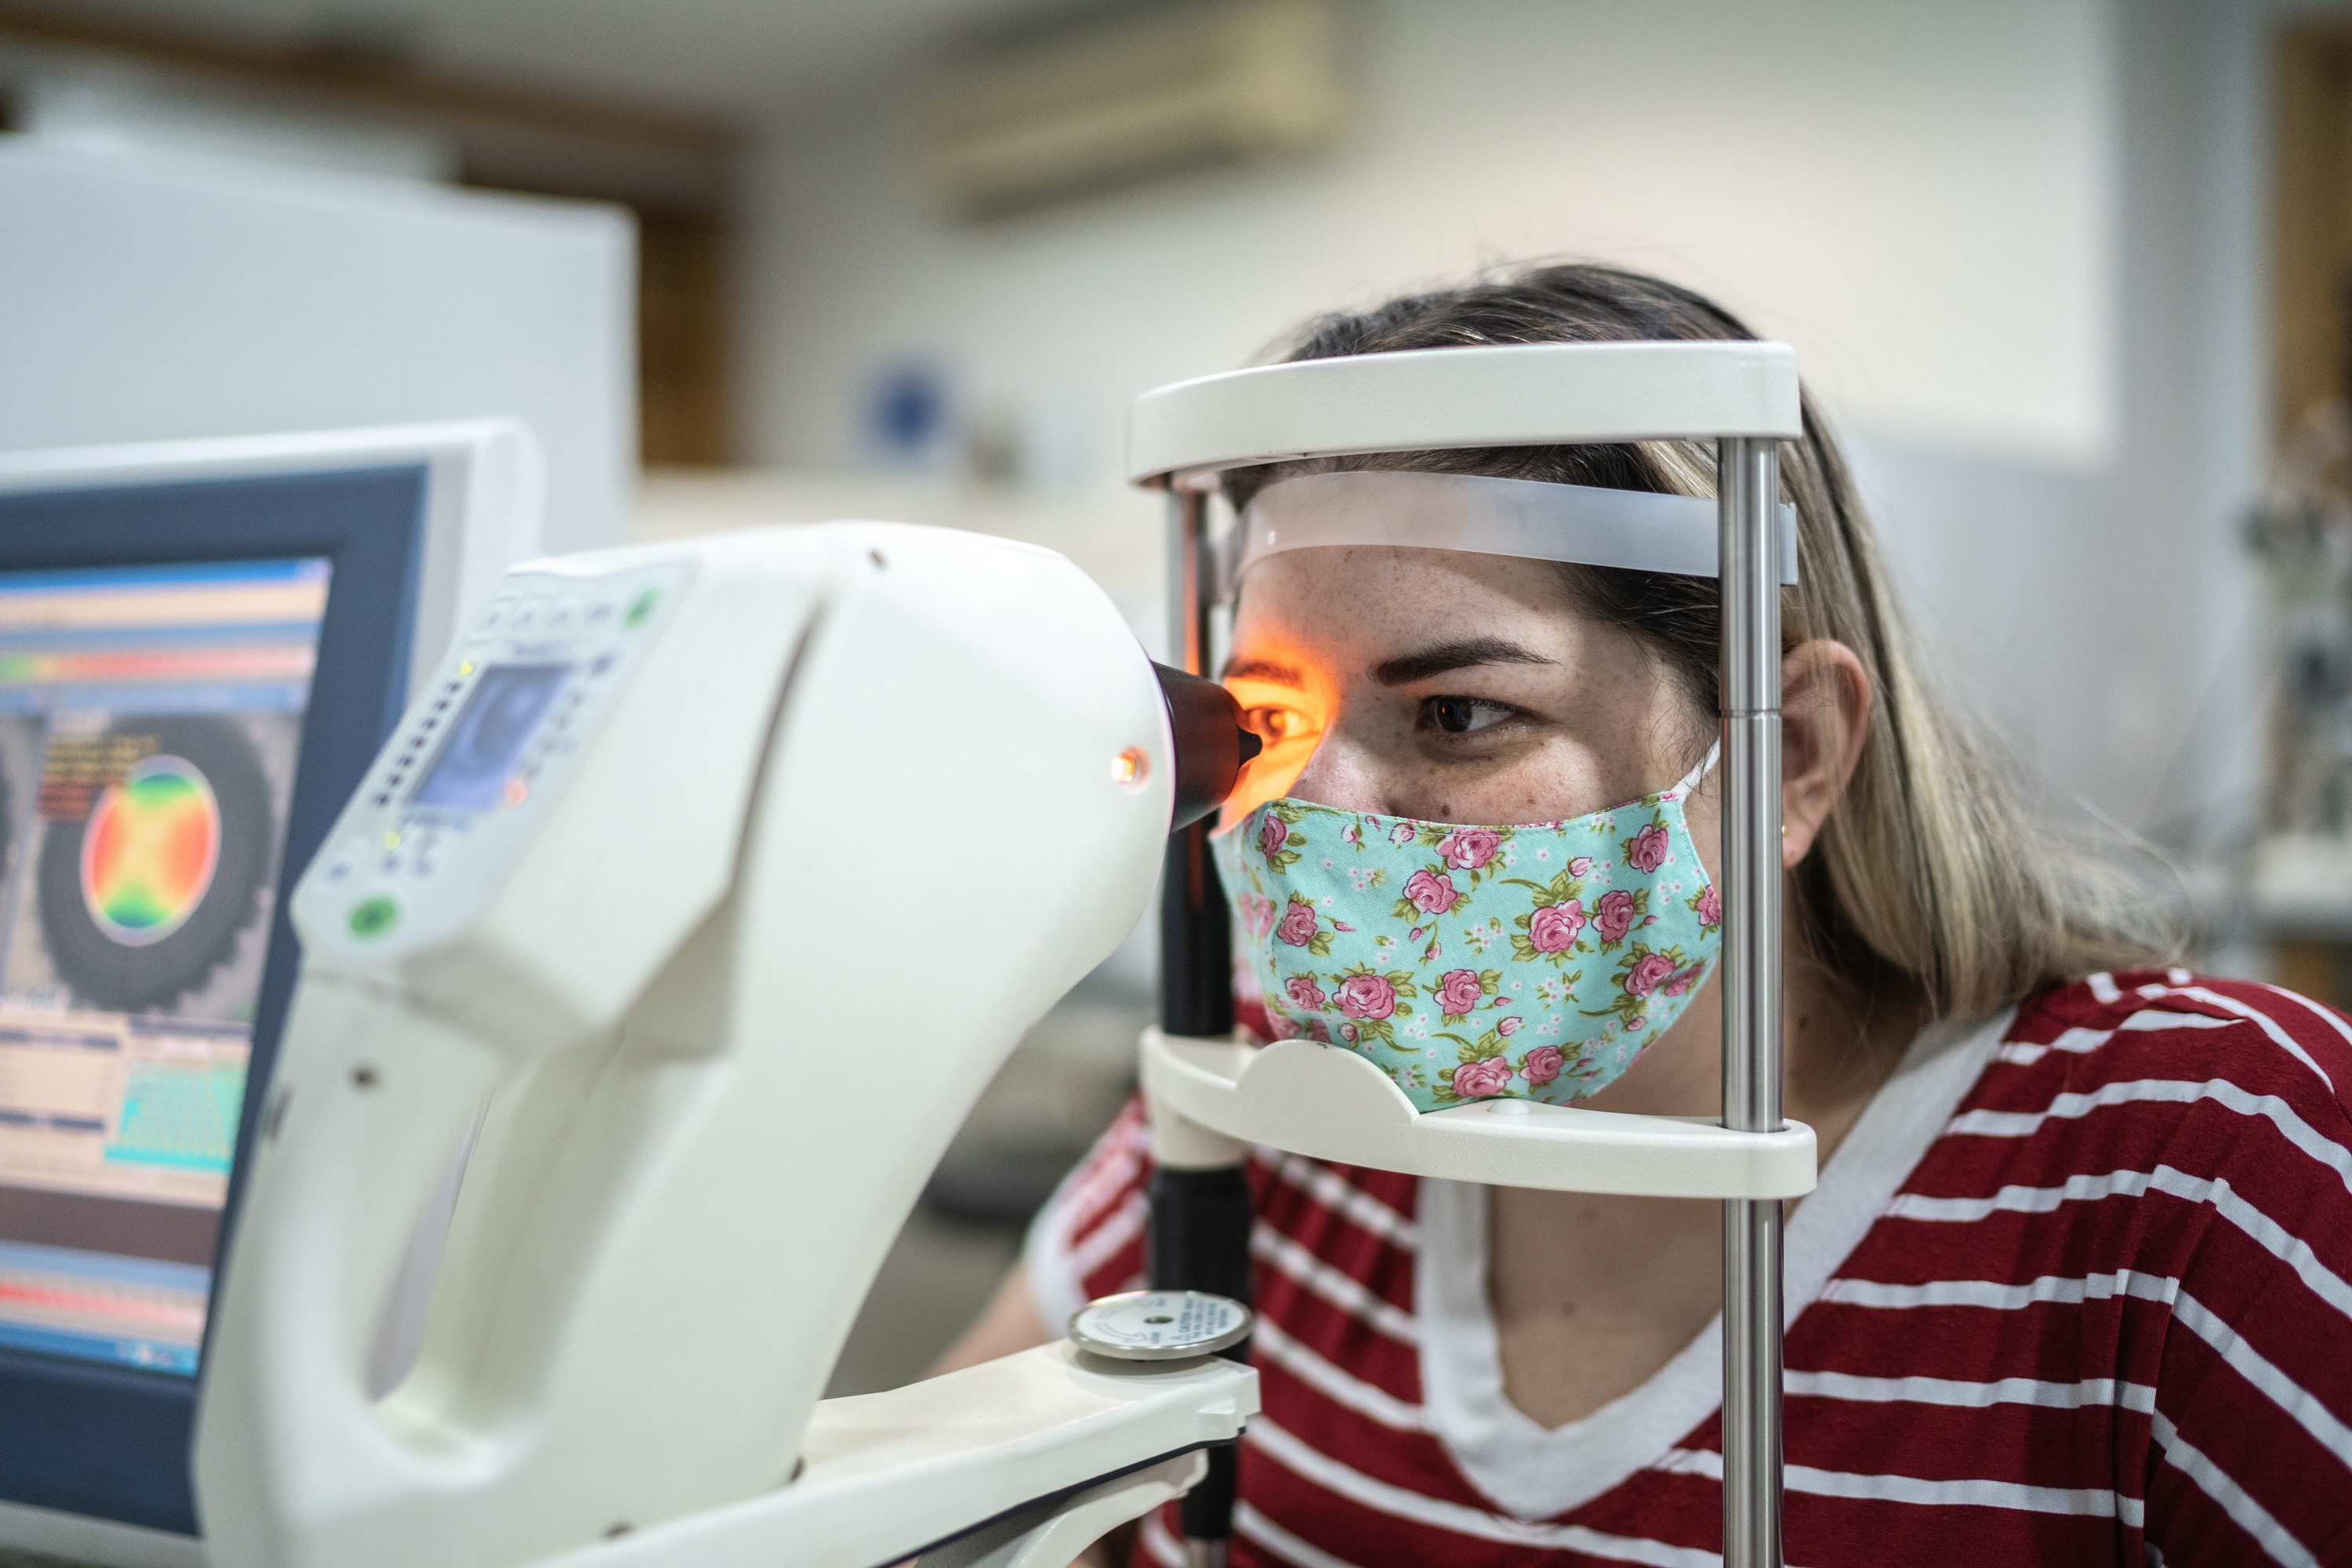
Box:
0;465;426;1535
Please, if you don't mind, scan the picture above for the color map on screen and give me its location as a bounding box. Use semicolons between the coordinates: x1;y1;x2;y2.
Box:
0;561;325;1374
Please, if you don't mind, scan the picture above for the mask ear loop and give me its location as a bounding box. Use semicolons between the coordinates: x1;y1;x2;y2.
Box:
1670;740;1722;800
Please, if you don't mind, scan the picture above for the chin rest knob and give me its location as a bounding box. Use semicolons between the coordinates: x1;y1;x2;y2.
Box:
1156;663;1261;832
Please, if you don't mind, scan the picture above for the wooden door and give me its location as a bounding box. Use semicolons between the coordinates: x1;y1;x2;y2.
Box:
2270;25;2352;1006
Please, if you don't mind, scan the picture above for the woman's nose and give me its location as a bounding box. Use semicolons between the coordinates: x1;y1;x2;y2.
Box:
1286;731;1391;815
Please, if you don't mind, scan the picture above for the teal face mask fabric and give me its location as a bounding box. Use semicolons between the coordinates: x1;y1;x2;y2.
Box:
1212;751;1721;1112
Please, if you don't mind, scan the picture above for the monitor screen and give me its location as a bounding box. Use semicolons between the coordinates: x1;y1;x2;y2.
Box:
0;561;328;1376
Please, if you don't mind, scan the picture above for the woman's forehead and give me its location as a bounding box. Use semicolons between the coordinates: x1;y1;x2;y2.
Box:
1232;545;1573;653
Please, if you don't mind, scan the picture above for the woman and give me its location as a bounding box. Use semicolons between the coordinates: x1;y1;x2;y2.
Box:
939;265;2352;1564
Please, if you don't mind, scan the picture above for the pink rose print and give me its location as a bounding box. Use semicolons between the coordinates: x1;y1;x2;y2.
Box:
1258;815;1289;862
1663;964;1706;998
1527;899;1585;953
1276;902;1319;948
1452;1056;1515;1099
1626;823;1671;873
1569;856;1594;876
1404;869;1460;915
1287;975;1330;1011
1625;952;1678;997
1438;826;1502;872
1338;1022;1359;1043
1336;973;1398;1021
1497;1015;1521;1036
1694;883;1722;929
1521;1044;1565;1087
1265;1010;1301;1040
1595;889;1637;942
1236;893;1276;940
1341;822;1361;846
1389;822;1417;847
1437;968;1484;1018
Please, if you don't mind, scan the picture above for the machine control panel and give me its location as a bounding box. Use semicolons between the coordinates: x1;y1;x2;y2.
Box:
295;559;692;957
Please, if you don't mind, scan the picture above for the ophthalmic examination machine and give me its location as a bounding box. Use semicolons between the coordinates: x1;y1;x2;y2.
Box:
189;338;1813;1568
191;524;1263;1568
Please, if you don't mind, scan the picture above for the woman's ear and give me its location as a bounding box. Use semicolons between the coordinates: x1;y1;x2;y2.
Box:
1778;640;1871;869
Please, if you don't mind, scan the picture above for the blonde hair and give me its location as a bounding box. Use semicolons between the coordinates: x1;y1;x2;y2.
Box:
1230;263;2176;1018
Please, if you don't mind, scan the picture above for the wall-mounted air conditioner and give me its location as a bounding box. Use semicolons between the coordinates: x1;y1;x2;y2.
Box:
917;0;1345;218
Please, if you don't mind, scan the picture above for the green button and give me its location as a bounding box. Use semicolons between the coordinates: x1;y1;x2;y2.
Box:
348;897;398;938
624;588;659;627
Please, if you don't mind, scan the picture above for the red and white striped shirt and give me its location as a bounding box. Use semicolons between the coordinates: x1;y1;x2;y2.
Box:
1024;971;2352;1565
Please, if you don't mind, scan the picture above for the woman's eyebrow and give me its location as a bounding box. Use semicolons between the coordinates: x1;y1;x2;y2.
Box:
1222;656;1305;686
1373;637;1557;685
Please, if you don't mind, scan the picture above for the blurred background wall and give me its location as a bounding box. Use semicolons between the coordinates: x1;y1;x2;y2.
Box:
738;0;2247;851
1;0;2347;1391
0;0;2284;838
751;1;2119;466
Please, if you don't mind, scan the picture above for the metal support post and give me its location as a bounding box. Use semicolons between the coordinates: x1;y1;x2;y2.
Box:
1167;485;1210;679
1718;436;1785;1568
1160;486;1231;1038
1153;484;1245;1568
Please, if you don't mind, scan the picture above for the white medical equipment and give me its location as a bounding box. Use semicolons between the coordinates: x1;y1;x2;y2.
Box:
189;338;1803;1568
189;524;1259;1568
1132;340;1811;1568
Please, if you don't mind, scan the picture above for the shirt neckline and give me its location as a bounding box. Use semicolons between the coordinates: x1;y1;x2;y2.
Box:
1412;1007;2014;1521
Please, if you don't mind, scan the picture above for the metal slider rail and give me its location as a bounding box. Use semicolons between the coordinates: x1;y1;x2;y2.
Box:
1719;434;1785;1566
1132;339;1803;1568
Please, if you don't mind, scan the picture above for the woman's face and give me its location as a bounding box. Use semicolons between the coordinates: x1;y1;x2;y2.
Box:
1221;545;1711;830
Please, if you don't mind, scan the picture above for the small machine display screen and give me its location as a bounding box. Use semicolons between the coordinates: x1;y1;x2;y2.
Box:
412;663;572;811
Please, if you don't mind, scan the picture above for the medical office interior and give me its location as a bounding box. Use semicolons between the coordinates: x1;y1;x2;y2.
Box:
0;0;2343;1564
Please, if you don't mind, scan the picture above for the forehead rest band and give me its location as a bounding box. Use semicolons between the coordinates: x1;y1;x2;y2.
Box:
1226;470;1798;598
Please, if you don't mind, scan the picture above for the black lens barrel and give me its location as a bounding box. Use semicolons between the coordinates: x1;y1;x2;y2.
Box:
1155;662;1260;833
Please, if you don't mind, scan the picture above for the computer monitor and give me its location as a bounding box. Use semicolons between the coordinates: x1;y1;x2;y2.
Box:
0;423;541;1564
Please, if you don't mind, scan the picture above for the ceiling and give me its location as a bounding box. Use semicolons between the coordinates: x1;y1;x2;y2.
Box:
1;0;1093;121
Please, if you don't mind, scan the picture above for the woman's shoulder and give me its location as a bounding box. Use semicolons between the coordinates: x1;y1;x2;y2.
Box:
1962;967;2352;1179
2003;967;2351;1097
1824;972;2352;1563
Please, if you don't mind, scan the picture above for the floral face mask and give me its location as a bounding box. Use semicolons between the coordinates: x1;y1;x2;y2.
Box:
1212;750;1721;1112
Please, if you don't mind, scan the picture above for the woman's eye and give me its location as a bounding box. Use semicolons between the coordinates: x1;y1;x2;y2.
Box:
1423;695;1515;735
1242;705;1313;744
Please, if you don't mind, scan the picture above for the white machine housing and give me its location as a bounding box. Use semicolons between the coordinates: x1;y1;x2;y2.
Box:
194;523;1256;1568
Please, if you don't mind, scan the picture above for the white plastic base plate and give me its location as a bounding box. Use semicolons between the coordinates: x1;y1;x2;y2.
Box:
510;1342;1255;1568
